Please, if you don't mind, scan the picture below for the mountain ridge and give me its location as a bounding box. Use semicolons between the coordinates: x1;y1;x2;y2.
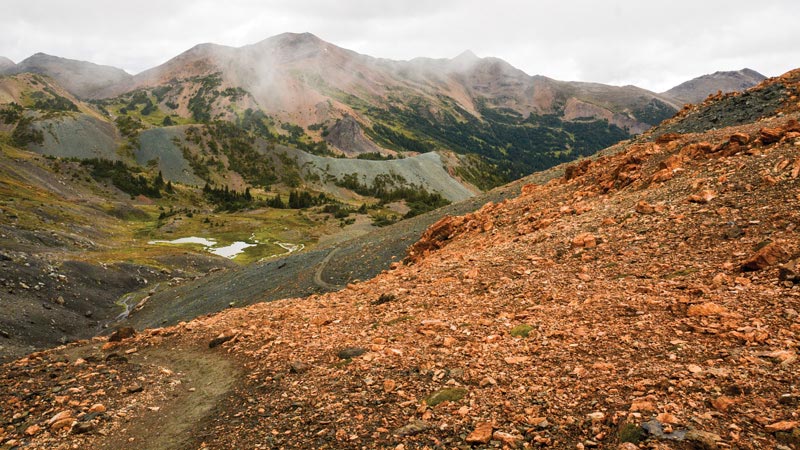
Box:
662;67;766;104
3;33;765;181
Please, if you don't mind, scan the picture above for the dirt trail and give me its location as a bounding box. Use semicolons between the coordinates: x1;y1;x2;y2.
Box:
313;247;342;290
98;347;238;450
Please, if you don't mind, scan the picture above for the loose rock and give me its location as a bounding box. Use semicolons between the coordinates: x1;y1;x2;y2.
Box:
466;422;494;444
107;327;136;342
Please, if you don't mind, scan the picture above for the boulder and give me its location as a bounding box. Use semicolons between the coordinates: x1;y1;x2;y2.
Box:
107;327;136;342
742;242;789;271
729;132;751;145
760;127;784;144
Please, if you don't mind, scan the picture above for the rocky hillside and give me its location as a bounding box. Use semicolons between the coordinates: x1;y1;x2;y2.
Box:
2;69;798;449
662;68;766;105
88;32;680;178
1;53;132;99
0;73;122;160
1;71;477;208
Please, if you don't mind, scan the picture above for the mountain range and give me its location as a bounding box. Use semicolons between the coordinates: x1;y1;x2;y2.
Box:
1;33;765;181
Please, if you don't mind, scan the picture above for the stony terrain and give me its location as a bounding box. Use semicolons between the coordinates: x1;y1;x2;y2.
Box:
122;166;551;331
2;69;799;450
0;142;238;363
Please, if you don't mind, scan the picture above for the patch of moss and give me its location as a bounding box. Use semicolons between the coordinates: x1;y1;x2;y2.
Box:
618;422;645;444
510;324;534;338
776;427;800;446
385;315;414;326
424;388;467;406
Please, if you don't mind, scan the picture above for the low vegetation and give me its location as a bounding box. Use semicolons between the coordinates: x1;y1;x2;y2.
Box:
79;158;165;198
335;172;450;218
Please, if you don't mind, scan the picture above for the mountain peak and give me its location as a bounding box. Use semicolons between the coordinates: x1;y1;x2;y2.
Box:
448;49;482;72
10;52;131;98
26;52;57;61
453;49;479;61
0;56;15;72
260;32;325;47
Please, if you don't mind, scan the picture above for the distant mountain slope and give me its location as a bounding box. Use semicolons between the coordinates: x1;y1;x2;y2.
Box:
94;32;680;179
0;56;14;72
0;73;122;160
6;34;765;187
662;68;766;104
4;53;132;98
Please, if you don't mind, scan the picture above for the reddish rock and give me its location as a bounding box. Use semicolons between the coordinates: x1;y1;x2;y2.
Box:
47;410;73;427
50;418;75;431
742;242;789;271
688;190;717;204
88;404;106;414
466;422;494;444
729;132;751;145
659;154;685;171
630;400;656;412
289;361;309;373
521;183;540;195
760;127;784;144
493;430;521;448
564;159;592;181
687;302;728;317
208;334;235;348
651;169;674;183
710;396;737;412
571;233;597;249
779;257;799;283
766;421;799;433
657;412;680;424
785;118;800;132
635;200;656;214
655;133;682;144
406;215;466;263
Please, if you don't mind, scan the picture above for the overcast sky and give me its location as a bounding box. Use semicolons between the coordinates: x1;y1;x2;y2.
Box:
2;0;799;92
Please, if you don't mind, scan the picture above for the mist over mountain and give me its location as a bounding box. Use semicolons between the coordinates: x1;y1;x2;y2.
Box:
2;53;132;99
72;32;690;179
0;56;14;72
